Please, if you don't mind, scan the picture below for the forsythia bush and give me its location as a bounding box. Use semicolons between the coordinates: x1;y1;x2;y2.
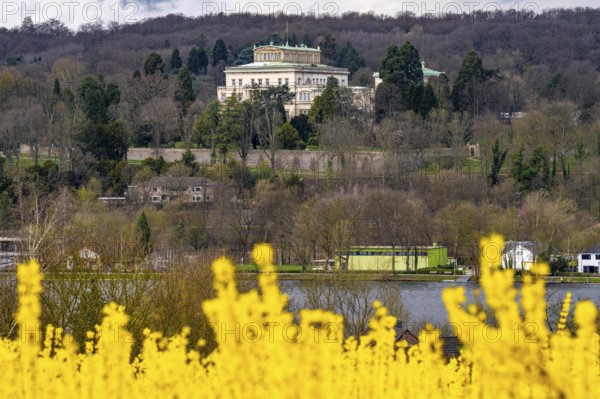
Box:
0;235;598;398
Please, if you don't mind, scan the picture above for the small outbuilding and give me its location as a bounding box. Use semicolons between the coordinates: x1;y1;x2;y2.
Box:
501;241;540;271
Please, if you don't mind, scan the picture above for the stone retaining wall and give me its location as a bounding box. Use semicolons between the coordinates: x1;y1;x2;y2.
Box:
127;148;388;173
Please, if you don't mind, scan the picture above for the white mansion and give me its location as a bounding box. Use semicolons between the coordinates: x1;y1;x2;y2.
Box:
217;42;444;118
217;43;351;118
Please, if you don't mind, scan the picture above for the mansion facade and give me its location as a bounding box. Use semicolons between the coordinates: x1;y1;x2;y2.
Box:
217;42;444;118
217;43;351;118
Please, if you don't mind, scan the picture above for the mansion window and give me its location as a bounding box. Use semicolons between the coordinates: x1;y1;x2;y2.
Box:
231;79;236;86
285;78;289;85
278;78;282;85
265;78;270;86
238;79;243;86
258;78;263;85
297;78;301;84
582;254;591;260
251;79;255;85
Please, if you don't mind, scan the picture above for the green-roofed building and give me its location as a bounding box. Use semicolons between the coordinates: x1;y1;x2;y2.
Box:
337;245;448;272
373;61;444;89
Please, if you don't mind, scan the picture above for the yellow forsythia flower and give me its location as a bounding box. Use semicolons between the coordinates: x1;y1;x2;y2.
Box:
0;238;598;398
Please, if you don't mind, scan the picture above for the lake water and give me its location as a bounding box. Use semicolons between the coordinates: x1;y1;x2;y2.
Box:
279;280;600;326
1;276;598;329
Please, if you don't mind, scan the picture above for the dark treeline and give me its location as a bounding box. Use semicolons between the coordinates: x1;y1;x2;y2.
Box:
4;8;600;80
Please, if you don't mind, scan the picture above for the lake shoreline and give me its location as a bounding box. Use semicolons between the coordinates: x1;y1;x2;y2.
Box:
236;272;600;284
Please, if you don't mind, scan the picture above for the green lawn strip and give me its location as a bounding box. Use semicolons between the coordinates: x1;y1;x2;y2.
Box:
7;155;59;169
513;275;600;284
127;159;144;165
236;264;303;273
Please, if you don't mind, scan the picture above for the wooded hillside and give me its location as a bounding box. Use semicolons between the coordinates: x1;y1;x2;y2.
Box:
3;9;600;84
3;9;600;274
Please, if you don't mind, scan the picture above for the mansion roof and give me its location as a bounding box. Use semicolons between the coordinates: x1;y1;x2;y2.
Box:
254;43;321;53
249;42;328;67
421;61;444;77
142;176;216;190
224;62;348;72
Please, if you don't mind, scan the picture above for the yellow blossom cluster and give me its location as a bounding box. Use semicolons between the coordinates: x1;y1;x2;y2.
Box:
0;237;598;398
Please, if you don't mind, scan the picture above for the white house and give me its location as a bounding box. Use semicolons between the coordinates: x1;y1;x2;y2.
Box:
217;42;351;118
501;241;539;271
577;244;600;273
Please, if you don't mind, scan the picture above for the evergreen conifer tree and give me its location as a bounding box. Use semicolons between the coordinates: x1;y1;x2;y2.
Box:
212;39;228;66
170;48;182;72
135;211;153;257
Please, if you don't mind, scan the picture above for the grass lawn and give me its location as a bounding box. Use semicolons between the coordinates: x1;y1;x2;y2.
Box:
127;159;144;165
236;264;303;273
512;275;600;284
6;155;59;169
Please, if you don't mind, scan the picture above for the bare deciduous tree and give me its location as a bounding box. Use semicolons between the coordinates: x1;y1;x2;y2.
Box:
299;274;410;338
141;96;179;150
17;186;73;269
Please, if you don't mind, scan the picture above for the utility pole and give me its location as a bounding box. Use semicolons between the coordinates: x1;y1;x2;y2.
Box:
286;21;289;46
569;237;573;278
